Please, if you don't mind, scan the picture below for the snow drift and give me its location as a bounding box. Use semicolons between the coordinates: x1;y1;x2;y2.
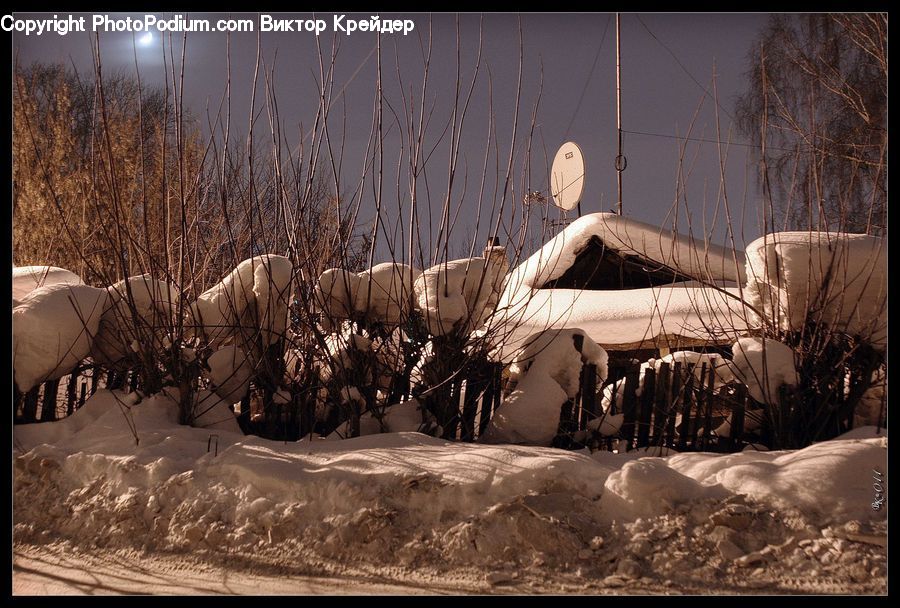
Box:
13;387;886;592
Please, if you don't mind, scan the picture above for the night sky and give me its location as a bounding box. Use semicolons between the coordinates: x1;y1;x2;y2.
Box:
13;12;773;257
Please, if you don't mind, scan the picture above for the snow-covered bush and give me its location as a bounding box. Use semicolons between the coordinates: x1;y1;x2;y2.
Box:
91;274;179;367
315;262;420;330
12;265;83;306
730;337;799;405
741;231;886;447
481;328;608;446
413;254;508;337
188;255;293;349
13;283;109;393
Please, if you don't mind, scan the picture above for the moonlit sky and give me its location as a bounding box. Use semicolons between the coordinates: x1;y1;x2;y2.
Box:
13;12;775;257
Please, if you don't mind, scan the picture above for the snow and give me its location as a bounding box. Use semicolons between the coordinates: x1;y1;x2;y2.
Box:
638;350;737;392
730;337;799;405
190;390;244;434
481;329;608;445
382;398;425;432
204;345;254;405
414;254;508;336
509;213;747;290
13;283;109;393
667;438;886;523
600;458;728;521
188;255;293;348
490;213;754;353
315;263;420;329
13;387;887;594
492;282;750;356
91;274;178;365
744;232;887;349
12;266;83;305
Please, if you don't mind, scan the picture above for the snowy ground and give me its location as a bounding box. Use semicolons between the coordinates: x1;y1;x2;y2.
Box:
13;389;887;595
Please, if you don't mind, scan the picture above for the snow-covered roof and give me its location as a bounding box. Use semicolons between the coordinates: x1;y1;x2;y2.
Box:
510;213;746;292
491;213;750;353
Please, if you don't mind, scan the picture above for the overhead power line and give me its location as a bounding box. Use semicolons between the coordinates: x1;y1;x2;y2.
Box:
563;14;612;141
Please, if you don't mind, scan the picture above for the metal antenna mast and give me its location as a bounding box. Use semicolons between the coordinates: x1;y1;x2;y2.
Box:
615;13;625;215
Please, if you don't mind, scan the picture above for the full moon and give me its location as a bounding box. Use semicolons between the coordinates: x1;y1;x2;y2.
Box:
138;32;153;46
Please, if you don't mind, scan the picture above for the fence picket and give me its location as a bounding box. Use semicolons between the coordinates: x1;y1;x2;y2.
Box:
620;371;641;451
636;368;656;448
676;371;694;451
665;362;682;447
652;363;671;445
727;384;747;452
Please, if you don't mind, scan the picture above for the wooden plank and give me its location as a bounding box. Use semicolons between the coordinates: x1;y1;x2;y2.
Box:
690;364;707;449
665;362;682;447
90;365;100;395
66;372;79;417
440;379;462;441
40;378;60;422
620;371;641;451
580;363;598;429
460;375;484;442
727;384;747;452
701;363;716;451
553;397;576;449
477;363;503;438
636;368;655;448
652;362;671;445
22;386;40;423
676;369;695;451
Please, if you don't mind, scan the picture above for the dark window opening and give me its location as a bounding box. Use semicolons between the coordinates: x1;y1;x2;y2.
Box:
540;235;689;290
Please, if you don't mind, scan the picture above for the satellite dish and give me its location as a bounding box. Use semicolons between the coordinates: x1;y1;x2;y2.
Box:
550;141;585;211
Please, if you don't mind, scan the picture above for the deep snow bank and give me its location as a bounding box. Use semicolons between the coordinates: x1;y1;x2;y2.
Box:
14;389;886;590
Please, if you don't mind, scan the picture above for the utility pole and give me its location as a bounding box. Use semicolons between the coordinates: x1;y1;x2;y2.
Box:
615;13;625;215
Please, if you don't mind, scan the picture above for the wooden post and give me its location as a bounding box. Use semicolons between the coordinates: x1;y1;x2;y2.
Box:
652;362;671;445
676;370;694;451
461;374;485;442
701;363;716;451
66;372;79;416
90;365;99;395
727;384;747;452
581;363;598;429
478;362;503;438
620;371;641;451
636;368;656;448
78;382;87;409
440;379;462;441
22;386;40;423
689;364;707;449
40;379;60;422
665;362;682;447
238;391;252;432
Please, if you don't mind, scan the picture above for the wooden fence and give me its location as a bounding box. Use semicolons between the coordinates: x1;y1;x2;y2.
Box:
14;338;791;454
